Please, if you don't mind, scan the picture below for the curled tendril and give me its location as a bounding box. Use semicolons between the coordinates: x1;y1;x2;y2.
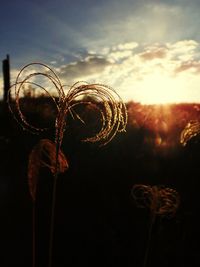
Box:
180;120;200;146
131;184;180;218
8;63;127;147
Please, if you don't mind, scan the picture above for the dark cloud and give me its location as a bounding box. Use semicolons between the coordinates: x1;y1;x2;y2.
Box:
140;47;167;61
58;56;112;80
175;60;200;73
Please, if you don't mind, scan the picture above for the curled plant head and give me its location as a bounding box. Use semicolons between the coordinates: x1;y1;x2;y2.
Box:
180;120;200;146
8;63;127;267
131;184;180;218
8;63;127;147
28;139;69;202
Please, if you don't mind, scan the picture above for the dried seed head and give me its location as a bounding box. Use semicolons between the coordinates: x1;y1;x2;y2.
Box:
131;184;180;218
180;120;200;146
28;139;68;201
8;63;127;147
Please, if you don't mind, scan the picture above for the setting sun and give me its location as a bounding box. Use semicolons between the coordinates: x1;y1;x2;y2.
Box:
133;72;185;104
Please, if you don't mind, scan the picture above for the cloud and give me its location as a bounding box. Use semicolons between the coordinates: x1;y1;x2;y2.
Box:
175;60;200;74
7;39;200;104
113;42;139;51
167;40;199;60
53;39;200;103
140;47;167;61
58;56;112;82
107;42;138;63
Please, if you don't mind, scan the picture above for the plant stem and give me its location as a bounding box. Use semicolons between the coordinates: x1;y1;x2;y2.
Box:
48;174;58;267
32;203;36;267
48;142;60;267
143;213;156;267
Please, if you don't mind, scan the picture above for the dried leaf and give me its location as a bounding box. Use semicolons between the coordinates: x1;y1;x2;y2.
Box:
28;139;68;201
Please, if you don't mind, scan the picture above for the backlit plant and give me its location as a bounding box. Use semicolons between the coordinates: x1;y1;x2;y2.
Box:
131;184;180;267
180;120;200;146
8;63;127;267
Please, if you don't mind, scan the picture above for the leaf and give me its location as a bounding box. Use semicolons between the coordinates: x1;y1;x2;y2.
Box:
28;139;68;201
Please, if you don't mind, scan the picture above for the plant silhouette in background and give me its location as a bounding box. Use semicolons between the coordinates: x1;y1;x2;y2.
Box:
8;63;127;267
131;184;180;267
180;120;200;146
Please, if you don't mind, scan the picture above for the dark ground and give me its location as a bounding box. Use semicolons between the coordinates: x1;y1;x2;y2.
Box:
0;99;200;267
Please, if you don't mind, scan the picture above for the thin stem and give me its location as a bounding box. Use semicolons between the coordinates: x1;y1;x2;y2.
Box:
143;213;156;267
48;141;60;267
48;175;58;267
32;203;36;267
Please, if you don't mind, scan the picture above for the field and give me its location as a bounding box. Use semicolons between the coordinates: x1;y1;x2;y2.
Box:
1;98;200;267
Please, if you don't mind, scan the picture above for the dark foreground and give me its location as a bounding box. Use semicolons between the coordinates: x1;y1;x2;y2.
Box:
1;100;200;267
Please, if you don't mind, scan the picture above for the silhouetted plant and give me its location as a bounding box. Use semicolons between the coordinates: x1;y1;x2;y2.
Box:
8;63;127;267
131;184;180;267
28;139;68;267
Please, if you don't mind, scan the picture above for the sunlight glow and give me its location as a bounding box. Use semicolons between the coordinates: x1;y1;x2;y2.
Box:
133;73;185;104
6;40;200;105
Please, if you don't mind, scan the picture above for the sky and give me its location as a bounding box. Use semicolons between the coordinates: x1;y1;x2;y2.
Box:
1;0;200;103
